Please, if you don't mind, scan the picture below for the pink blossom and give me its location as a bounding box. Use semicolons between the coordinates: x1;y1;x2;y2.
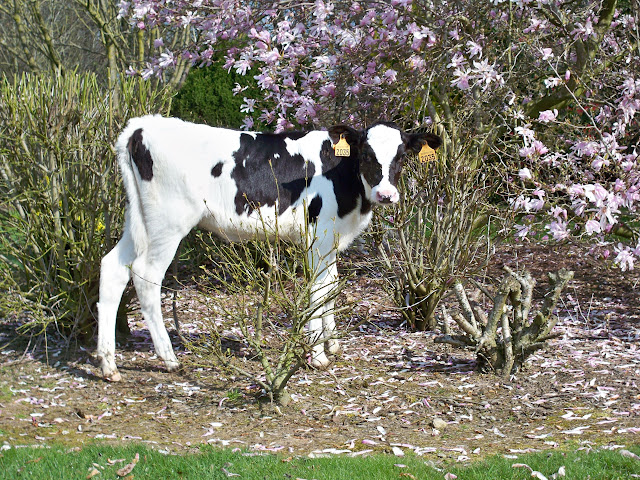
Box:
584;219;602;235
519;146;536;158
541;48;554;60
446;53;466;69
117;1;130;19
591;156;610;171
537;109;558;123
619;77;638;96
586;184;609;205
550;207;567;220
466;40;483;58
547;221;570;241
241;117;254;130
391;0;412;7
141;66;154;79
234;57;252;75
407;55;426;72
313;0;334;20
318;83;336;97
518;168;533;181
533;140;549;155
614;179;625;192
614;244;635;271
515;224;530;238
515;125;536;141
544;77;562;88
383;69;398;83
240;98;256;113
472;59;504;90
527;17;549;33
260;48;281;64
572;18;595;40
450;68;471;90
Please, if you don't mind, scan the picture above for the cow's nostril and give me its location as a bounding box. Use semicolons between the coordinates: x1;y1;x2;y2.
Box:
376;192;393;204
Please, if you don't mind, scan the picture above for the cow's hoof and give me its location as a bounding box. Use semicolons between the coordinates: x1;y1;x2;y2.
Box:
104;371;122;382
309;352;331;369
165;360;181;373
325;339;340;355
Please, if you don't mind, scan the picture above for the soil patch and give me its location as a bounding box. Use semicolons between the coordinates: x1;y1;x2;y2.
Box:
1;243;638;462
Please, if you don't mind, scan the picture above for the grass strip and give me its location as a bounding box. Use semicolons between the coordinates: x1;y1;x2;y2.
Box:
0;443;638;479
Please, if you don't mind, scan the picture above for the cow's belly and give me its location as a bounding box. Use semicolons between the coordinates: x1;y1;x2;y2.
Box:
197;204;308;243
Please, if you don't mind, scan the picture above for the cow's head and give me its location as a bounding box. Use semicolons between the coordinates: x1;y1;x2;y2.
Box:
329;122;442;204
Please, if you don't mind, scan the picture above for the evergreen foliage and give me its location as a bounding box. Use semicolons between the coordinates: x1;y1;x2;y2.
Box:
171;64;261;129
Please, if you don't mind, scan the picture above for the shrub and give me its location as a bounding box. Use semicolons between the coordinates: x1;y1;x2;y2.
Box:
437;267;574;376
184;224;350;405
0;71;171;338
170;63;262;128
374;141;509;331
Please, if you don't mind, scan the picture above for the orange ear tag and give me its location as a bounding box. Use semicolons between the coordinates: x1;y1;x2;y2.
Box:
333;134;351;157
418;143;437;163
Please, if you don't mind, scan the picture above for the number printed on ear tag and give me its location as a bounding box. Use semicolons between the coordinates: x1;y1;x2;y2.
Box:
418;143;437;163
333;134;351;157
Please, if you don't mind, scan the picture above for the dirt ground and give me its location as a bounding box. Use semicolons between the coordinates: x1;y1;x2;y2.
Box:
1;242;638;463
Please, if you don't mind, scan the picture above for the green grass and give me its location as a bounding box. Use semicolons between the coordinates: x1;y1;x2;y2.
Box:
0;444;638;479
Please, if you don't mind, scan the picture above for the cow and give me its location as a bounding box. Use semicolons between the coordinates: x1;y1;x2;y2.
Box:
96;115;442;381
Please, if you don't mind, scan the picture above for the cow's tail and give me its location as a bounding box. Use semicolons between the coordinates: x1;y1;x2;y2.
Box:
116;123;149;257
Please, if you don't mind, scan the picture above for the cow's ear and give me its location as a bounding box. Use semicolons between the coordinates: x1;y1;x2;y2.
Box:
406;132;443;154
328;125;362;146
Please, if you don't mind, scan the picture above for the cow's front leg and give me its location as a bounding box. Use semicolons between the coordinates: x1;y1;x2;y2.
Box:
306;245;338;369
321;260;340;356
322;303;340;355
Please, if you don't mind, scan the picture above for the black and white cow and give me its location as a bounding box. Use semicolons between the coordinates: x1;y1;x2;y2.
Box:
96;115;442;381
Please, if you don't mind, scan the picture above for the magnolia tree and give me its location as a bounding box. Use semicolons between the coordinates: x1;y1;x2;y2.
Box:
121;0;639;271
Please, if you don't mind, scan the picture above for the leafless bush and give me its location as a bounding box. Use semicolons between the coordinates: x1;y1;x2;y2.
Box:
374;147;506;331
436;267;574;376
183;225;351;406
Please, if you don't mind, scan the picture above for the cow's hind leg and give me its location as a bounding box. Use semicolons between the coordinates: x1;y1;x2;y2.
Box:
131;235;184;373
97;228;136;381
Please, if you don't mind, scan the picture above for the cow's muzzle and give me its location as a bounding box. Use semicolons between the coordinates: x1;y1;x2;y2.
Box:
374;188;400;204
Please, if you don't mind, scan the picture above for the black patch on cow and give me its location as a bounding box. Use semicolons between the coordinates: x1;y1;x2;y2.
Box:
211;162;223;178
127;128;153;181
387;144;406;185
319;139;367;218
307;195;323;223
359;145;384;188
231;132;315;216
360;195;372;214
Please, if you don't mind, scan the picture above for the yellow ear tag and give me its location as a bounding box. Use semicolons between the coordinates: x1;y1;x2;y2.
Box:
418;143;437;163
333;134;351;157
